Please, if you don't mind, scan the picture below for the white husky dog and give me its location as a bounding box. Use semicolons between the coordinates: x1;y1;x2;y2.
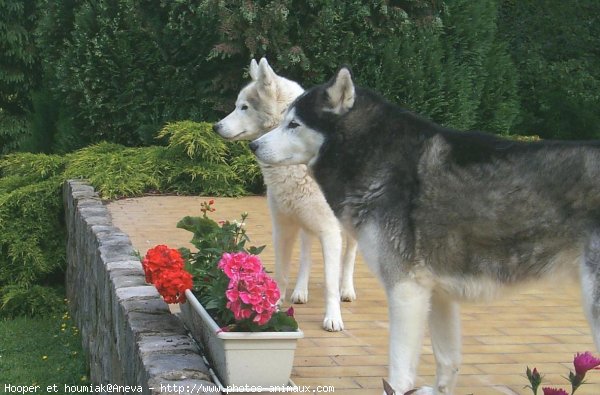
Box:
213;58;358;331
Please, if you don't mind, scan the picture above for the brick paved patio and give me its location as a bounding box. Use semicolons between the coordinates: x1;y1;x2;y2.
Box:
108;195;598;395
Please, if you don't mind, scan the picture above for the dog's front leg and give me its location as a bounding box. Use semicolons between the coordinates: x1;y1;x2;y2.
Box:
340;233;358;302
319;228;344;331
429;291;461;395
290;230;312;304
270;211;299;304
386;280;432;394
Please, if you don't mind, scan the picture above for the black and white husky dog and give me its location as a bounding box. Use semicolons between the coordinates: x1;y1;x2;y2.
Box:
250;67;600;394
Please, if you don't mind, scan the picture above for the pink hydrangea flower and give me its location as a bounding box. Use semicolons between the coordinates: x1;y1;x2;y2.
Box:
573;351;600;379
542;388;568;395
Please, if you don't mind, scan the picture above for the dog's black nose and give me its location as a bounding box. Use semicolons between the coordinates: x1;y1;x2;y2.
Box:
249;141;259;153
212;123;221;134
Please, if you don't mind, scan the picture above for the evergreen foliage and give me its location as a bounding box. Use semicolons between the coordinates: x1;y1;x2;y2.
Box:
0;0;41;153
498;0;600;139
1;1;599;152
143;0;520;134
35;0;223;147
0;122;261;317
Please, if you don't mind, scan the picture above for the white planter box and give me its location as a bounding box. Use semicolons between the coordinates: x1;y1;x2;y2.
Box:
180;289;303;388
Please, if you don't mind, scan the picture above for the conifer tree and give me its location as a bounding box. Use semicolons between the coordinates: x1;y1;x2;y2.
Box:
0;0;40;153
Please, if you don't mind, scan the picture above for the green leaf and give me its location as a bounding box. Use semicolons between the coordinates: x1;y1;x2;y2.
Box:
248;245;266;255
177;216;220;234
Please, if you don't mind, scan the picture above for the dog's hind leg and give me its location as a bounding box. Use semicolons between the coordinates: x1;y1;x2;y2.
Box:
581;231;600;351
291;230;312;304
340;233;358;302
428;291;461;395
272;213;299;304
319;228;344;331
386;280;432;394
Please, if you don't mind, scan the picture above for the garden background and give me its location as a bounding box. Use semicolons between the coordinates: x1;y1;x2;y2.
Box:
0;0;599;361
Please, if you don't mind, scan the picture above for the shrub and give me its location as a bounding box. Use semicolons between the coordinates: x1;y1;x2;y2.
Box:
0;0;42;154
0;164;66;317
498;0;600;139
64;143;162;200
4;0;600;153
370;0;519;133
28;0;525;150
18;88;82;154
157;121;263;196
199;0;522;134
0;121;261;317
37;0;222;146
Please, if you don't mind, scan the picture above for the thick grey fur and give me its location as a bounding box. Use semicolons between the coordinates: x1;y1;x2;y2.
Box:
294;73;600;290
251;67;600;394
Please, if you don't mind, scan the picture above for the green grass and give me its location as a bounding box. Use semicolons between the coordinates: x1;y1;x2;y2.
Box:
0;302;88;390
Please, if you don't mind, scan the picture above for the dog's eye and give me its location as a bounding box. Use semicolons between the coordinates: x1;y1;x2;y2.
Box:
241;105;248;111
288;121;300;129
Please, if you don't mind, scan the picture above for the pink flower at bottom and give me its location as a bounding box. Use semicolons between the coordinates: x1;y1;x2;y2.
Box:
573;351;600;378
542;388;569;395
226;299;253;320
225;288;239;303
219;252;282;327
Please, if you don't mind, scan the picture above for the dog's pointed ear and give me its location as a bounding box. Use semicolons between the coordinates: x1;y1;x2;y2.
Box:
325;67;355;115
256;58;277;97
249;59;259;80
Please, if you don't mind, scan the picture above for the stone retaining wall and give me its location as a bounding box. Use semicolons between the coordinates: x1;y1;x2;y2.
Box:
63;180;218;395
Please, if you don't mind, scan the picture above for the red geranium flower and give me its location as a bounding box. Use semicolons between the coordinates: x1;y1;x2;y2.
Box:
142;245;184;284
141;245;192;304
153;269;193;304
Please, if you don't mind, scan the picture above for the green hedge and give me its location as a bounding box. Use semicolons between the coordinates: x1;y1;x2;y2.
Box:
0;122;261;317
4;0;524;152
498;0;600;139
3;1;600;153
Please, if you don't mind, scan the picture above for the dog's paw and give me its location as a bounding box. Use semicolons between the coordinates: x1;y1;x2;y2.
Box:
322;315;344;332
290;289;309;304
340;286;356;302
